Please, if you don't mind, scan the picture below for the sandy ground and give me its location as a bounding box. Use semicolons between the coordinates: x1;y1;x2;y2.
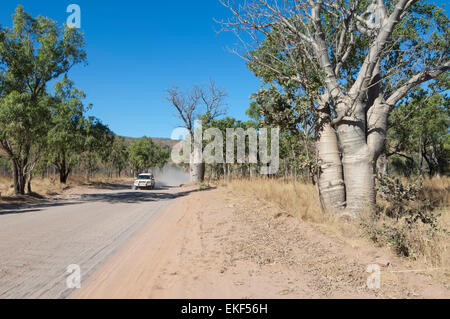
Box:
73;186;450;299
0;184;191;298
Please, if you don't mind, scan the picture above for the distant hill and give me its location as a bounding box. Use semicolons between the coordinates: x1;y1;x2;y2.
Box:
121;136;178;149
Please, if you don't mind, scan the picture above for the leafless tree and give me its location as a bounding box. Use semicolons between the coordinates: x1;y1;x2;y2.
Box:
167;79;227;182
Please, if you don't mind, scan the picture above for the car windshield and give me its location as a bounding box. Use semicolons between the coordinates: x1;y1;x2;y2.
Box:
137;175;152;180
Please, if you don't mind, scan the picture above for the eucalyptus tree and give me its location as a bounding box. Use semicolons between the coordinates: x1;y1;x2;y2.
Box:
249;84;319;182
0;89;51;193
46;76;89;184
152;146;171;169
128;137;157;175
109;136;129;177
81;118;114;181
166;79;227;182
220;0;449;214
0;5;86;194
127;137;170;175
203;116;257;179
388;89;449;176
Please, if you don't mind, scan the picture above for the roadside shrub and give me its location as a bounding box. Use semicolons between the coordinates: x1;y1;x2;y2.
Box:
361;175;448;263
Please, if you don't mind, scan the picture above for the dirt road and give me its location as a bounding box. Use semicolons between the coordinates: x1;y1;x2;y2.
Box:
0;185;192;299
74;186;449;299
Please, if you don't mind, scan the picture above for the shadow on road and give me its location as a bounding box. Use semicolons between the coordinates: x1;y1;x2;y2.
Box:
85;182;132;190
0;186;213;216
79;188;202;204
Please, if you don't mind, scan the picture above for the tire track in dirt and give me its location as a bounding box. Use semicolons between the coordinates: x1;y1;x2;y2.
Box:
0;187;179;298
73;186;450;299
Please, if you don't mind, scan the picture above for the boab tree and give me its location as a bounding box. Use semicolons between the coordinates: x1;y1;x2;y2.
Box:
167;79;227;182
220;0;449;214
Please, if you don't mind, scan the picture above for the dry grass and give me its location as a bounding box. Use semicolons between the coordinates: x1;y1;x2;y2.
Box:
422;177;450;209
364;176;450;272
226;178;326;223
225;178;365;246
226;176;450;284
0;174;134;199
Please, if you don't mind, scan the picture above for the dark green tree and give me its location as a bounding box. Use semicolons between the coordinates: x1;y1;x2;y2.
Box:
46;76;89;184
0;5;86;194
388;89;449;176
128;137;157;175
81;118;114;181
109;136;129;177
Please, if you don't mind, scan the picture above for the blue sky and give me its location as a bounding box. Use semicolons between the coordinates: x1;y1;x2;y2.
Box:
0;1;447;138
0;0;261;138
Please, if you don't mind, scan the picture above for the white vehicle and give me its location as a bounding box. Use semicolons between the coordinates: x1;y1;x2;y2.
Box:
132;174;155;190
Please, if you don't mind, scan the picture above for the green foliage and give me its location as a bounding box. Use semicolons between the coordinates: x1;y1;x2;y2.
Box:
376;176;436;226
0;5;86;193
109;136;129;176
154;147;170;169
242;0;449;183
0;91;51;153
81;118;114;180
45;76;89;181
388;90;449;176
198;182;211;190
128;137;169;174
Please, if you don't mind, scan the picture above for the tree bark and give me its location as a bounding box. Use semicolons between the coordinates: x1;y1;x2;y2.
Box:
12;159;20;195
189;136;205;183
57;157;71;184
317;123;345;211
27;172;32;194
337;106;375;213
190;162;205;183
19;173;26;195
11;160;26;195
60;171;69;184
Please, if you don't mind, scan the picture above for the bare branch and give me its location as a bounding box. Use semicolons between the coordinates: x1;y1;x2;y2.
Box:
386;61;450;107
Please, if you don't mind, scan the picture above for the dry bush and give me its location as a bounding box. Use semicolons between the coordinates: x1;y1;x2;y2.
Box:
361;176;449;269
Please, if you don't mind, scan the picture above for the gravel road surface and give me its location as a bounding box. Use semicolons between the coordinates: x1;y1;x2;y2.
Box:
0;185;188;299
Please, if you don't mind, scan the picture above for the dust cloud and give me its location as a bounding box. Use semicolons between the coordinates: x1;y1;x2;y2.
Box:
152;164;190;187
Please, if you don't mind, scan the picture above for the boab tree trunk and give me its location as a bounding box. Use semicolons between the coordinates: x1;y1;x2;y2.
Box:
317;123;345;211
190;163;205;183
337;105;376;213
190;142;205;182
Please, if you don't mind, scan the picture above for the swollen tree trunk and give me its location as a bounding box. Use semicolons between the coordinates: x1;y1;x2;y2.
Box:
189;132;205;183
317;123;345;211
337;105;375;213
190;145;205;182
190;162;205;182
